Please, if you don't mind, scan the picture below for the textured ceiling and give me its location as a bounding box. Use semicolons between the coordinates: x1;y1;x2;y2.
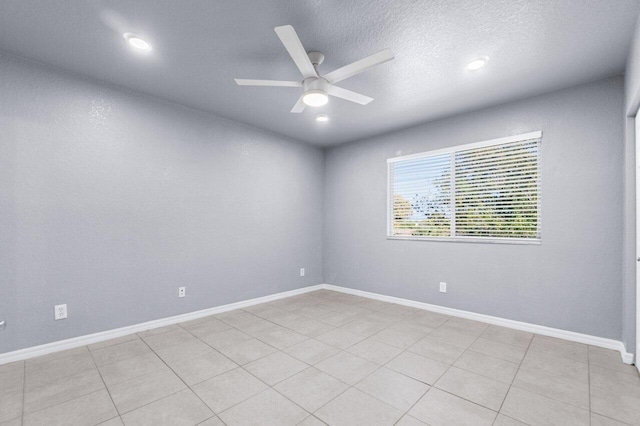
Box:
1;0;639;146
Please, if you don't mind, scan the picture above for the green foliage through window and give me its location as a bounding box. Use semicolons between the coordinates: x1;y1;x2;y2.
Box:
388;134;540;240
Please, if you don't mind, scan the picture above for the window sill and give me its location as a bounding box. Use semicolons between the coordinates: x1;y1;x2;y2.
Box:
386;235;541;245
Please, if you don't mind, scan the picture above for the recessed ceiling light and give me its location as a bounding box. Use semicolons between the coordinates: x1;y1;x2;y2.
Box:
316;114;329;122
466;56;488;71
303;90;329;107
123;33;151;51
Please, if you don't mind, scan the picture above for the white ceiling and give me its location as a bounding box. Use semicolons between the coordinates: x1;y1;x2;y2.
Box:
1;0;639;146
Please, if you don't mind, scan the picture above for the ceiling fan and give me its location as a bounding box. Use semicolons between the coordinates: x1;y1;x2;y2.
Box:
235;25;394;113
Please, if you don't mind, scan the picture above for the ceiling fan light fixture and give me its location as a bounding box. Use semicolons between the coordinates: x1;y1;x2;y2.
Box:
123;33;152;52
303;90;329;107
466;56;488;71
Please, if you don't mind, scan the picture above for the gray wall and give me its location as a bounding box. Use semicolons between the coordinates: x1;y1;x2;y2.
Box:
623;15;640;353
323;77;625;341
0;55;324;353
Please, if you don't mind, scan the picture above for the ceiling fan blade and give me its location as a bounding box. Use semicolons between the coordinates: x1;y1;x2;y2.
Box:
235;79;302;87
323;48;394;84
290;95;306;113
327;85;373;105
274;25;318;79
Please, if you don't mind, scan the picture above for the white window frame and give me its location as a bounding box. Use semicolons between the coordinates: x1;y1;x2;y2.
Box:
387;131;542;245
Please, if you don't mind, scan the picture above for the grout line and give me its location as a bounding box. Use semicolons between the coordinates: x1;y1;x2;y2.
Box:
87;344;122;417
20;359;25;426
495;331;534;422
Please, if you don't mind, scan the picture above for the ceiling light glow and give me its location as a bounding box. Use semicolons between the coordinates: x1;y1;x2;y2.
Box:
466;56;488;71
316;114;329;122
124;33;151;51
303;90;329;107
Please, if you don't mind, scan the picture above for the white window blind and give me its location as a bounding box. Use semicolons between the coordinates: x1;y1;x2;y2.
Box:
387;131;541;243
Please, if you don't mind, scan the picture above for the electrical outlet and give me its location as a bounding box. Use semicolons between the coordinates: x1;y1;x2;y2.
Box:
178;287;186;298
300;268;305;277
439;282;447;293
54;304;67;320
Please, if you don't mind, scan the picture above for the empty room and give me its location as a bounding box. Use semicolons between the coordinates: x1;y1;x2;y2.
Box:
2;0;640;425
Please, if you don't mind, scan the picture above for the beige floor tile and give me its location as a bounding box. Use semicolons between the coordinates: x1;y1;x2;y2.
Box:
0;388;23;423
315;328;366;350
591;382;640;425
317;311;366;327
121;388;213;426
26;347;89;367
142;329;197;351
244;351;308;386
347;338;403;365
340;318;388;337
192;368;268;413
99;417;124;426
373;326;425;349
409;312;450;329
91;339;151;367
186;320;231;339
469;338;527;364
200;328;253;350
98;352;167;387
493;414;528;426
0;418;23;426
274;368;349;412
481;326;533;349
217;338;277;365
590;413;630;425
315;388;403;426
435;367;509;411
107;368;186;414
218;389;308;426
590;364;640;392
24;368;105;413
0;362;23;392
454;350;519;384
520;350;588;382
25;348;96;389
407;336;466;364
166;349;237;386
426;327;479;349
137;324;181;338
395;415;428;425
284;339;340;365
408;388;496;426
88;334;139;351
195;417;224;426
315;352;378;385
528;335;588;364
286;319;335;338
155;340;213;364
254;327;308;350
513;366;589;409
178;315;219;330
589;346;639;376
500;387;590;425
355;367;429;411
441;318;488;335
295;306;333;319
296;415;327;426
386;351;448;385
24;389;117;426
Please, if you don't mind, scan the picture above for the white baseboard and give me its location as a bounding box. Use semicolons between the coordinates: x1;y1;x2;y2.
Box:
321;284;635;365
0;284;324;365
1;282;633;366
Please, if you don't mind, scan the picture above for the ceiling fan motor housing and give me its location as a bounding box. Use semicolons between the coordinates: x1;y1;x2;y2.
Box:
303;77;329;94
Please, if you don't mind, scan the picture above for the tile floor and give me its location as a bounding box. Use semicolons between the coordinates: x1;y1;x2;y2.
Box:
1;289;638;426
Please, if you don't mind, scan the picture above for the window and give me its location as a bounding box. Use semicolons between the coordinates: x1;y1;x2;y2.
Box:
387;131;541;243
